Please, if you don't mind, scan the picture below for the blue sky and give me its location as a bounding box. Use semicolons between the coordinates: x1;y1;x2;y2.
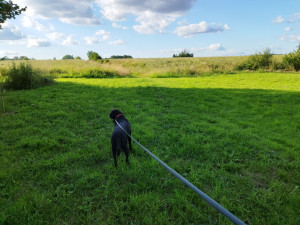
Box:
0;0;299;59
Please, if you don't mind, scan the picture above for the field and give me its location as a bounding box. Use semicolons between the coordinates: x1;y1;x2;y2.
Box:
0;65;300;224
0;55;285;78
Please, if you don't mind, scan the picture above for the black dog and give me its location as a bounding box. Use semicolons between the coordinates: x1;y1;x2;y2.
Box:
109;110;132;167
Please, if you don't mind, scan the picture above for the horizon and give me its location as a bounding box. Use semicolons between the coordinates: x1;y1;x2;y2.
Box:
0;0;300;60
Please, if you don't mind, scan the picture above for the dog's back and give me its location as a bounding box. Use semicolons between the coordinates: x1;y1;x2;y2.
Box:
110;110;132;167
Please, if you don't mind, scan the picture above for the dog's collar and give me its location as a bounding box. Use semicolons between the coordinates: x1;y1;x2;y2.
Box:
115;114;123;119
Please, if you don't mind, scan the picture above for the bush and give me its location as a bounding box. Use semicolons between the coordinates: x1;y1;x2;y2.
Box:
283;44;300;71
62;55;74;60
3;62;54;90
236;48;273;70
87;51;102;61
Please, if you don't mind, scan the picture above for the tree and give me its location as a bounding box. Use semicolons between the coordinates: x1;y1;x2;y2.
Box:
0;0;27;29
110;55;133;59
173;49;193;57
87;51;102;61
62;54;74;60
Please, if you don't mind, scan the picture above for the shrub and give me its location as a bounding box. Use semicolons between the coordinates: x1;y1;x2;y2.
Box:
236;48;273;70
87;51;102;61
62;55;74;60
283;44;300;71
3;62;54;90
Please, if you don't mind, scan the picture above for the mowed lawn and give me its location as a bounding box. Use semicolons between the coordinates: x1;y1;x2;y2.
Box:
0;73;299;224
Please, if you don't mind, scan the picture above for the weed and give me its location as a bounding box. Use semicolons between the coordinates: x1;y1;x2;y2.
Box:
3;62;54;90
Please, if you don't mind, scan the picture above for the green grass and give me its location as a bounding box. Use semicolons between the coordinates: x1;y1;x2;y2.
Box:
0;73;299;224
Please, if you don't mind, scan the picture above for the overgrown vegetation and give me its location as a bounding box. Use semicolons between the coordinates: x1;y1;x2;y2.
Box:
0;47;299;79
235;48;273;70
2;62;54;90
0;74;299;224
0;74;5;113
283;44;300;71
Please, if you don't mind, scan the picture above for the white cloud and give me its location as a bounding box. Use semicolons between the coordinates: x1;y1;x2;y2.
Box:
174;22;230;38
83;36;102;45
280;35;300;42
62;36;79;46
224;24;230;31
284;27;293;31
112;23;129;30
47;32;66;40
287;12;300;23
0;23;25;40
27;36;51;47
205;43;225;51
83;30;111;44
272;15;284;24
133;11;178;34
95;30;111;40
0;51;19;57
109;39;125;45
96;0;196;34
17;0;102;25
21;16;50;31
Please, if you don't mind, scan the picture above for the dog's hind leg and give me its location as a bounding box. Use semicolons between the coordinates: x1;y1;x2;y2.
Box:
128;136;132;150
112;145;118;167
123;145;129;165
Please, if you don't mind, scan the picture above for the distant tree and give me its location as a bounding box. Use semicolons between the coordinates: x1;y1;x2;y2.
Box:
0;56;8;61
62;54;74;60
19;56;29;60
75;56;81;59
110;55;133;59
0;0;27;29
87;51;102;61
173;49;194;58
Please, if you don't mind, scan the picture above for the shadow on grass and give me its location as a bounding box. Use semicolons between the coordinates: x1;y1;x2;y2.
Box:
1;81;299;225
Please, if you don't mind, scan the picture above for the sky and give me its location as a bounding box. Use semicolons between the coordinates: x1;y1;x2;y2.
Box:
0;0;300;59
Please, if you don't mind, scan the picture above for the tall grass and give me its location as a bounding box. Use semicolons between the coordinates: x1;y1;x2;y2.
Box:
0;55;292;78
2;62;54;90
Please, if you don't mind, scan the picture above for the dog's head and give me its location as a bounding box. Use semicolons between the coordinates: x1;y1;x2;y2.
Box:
109;109;123;120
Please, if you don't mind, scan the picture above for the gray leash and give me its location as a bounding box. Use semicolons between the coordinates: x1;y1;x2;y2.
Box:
115;120;246;225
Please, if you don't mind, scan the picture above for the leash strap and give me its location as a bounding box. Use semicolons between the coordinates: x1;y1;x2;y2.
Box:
115;120;246;225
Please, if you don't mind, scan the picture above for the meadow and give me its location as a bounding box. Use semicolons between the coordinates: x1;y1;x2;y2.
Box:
0;55;285;78
0;70;299;224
